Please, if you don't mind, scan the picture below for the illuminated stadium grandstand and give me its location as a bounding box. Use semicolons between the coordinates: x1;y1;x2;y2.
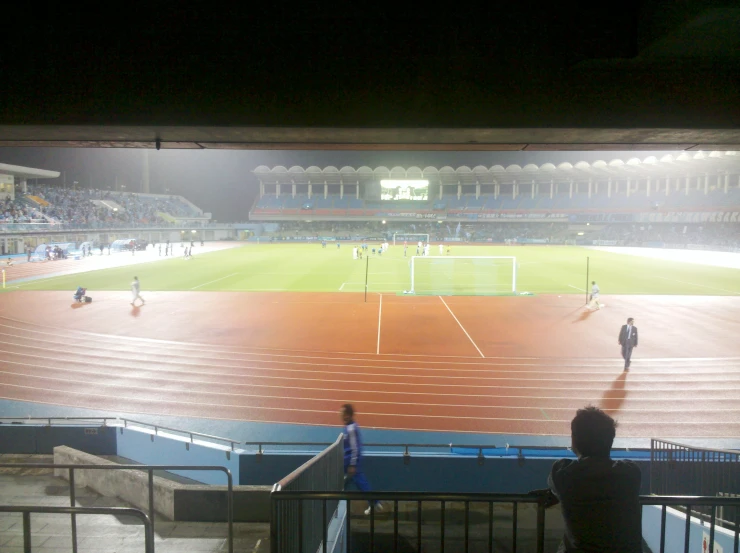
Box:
0;148;738;552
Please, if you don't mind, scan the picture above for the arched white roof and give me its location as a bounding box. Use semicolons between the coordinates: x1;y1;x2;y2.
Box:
252;153;740;185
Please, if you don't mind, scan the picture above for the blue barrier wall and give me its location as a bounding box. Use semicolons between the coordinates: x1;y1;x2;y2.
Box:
239;452;314;485
342;455;651;494
116;428;239;485
0;425;116;455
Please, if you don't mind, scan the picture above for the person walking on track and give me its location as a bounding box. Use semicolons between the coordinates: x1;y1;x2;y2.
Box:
131;276;145;307
618;318;638;371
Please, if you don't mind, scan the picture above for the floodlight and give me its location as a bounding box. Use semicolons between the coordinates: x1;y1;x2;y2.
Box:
191;230;196;234
382;220;386;224
380;180;429;189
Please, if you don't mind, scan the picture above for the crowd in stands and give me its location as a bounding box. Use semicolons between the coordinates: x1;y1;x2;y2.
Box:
0;197;46;223
17;185;201;228
269;220;740;248
592;223;740;249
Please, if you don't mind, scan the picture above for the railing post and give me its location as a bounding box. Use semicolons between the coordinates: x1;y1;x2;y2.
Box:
69;468;78;553
148;469;155;552
23;511;31;553
227;470;234;553
536;500;546;553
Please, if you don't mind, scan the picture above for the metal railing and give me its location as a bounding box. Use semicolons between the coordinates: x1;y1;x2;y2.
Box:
0;416;241;452
271;434;345;553
270;491;548;553
0;418;645;461
0;463;234;553
0;505;154;553
270;492;740;553
651;439;740;527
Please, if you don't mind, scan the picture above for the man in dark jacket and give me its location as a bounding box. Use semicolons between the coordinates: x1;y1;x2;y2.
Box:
618;317;638;371
547;406;643;553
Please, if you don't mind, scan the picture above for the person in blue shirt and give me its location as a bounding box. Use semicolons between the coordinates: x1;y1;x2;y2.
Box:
341;404;382;515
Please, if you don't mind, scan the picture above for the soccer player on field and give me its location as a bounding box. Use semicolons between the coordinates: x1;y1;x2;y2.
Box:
588;281;601;310
439;244;444;254
131;277;145;307
447;245;451;255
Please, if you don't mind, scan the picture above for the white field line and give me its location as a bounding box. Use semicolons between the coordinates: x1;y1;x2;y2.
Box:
190;273;239;290
439;296;485;358
568;284;586;292
377;294;383;355
655;276;740;295
339;283;346;291
1;382;738;426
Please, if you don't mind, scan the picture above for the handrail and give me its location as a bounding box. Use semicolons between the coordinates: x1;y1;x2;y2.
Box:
0;416;241;451
121;418;240;451
651;438;740;455
274;434;343;490
0;463;234;553
270;492;740;553
0;505;154;553
0;417;649;458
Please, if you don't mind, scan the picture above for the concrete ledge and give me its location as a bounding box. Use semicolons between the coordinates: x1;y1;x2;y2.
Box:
54;445;177;520
53;446;272;522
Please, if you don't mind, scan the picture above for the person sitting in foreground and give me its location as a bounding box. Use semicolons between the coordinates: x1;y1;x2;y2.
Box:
530;406;643;553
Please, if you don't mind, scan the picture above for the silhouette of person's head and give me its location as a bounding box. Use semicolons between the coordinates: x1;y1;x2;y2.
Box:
571;406;617;458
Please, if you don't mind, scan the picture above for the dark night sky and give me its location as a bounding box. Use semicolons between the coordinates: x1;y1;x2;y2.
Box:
0;148;681;222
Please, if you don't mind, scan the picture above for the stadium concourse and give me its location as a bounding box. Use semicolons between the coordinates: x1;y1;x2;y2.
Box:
0;245;739;448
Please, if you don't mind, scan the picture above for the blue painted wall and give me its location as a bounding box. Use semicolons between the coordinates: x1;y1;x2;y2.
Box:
0;425;116;455
240;452;314;485
116;427;239;485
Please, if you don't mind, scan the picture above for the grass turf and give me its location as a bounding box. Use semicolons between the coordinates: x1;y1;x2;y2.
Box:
8;244;740;295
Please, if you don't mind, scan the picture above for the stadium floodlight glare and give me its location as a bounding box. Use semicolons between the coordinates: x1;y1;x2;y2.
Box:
380;179;429;189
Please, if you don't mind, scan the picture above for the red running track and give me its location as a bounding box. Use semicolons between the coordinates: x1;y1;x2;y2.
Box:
0;290;738;438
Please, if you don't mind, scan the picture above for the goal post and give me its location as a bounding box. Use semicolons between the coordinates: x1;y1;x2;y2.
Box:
408;256;517;295
392;233;430;246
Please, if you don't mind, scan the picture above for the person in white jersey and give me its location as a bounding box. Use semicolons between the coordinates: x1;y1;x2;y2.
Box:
588;281;601;310
439;244;444;254
424;243;430;256
131;276;145;307
352;247;358;260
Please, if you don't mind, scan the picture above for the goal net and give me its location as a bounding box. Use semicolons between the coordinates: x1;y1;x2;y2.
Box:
392;233;430;246
409;256;517;295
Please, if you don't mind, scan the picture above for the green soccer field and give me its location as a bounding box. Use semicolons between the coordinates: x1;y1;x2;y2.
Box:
9;244;740;295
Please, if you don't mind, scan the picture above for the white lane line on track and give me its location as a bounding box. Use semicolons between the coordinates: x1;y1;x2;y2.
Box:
3;364;739;403
2;369;740;414
377;294;382;355
2;353;739;393
655;276;740;295
0;332;739;374
190;273;240;290
3;317;740;363
1;394;736;438
439;296;485;358
568;284;586;292
1;382;737;426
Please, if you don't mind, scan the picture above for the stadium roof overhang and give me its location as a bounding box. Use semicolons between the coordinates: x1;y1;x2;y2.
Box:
0;162;60;179
253;152;740;185
0;127;739;151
